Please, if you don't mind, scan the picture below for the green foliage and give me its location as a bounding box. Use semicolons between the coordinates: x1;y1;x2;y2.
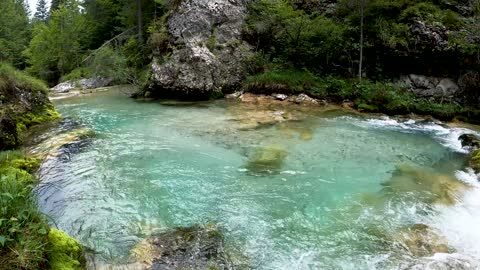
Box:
61;67;93;83
89;46;128;82
0;63;49;94
0;151;49;270
244;0;348;70
0;0;31;68
244;66;468;120
25;0;89;84
244;68;320;94
400;2;464;30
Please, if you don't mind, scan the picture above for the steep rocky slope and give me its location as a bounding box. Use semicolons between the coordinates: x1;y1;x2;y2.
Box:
0;64;59;150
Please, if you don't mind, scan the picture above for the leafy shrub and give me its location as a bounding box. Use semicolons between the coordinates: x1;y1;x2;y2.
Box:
400;2;464;30
60;67;92;83
244;0;348;71
243;68;319;94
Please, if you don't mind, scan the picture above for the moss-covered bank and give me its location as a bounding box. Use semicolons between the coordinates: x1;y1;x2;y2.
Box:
0;151;84;270
0;63;60;150
0;64;83;269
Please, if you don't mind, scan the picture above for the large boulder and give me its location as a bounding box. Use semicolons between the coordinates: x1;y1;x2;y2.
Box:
51;77;114;93
146;0;253;99
411;20;449;52
394;224;451;257
130;225;233;270
400;74;461;102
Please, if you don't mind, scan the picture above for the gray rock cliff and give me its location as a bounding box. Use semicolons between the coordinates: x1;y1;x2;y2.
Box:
147;0;253;99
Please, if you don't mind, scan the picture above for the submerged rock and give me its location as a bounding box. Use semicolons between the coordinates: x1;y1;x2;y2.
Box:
245;145;288;174
459;134;480;149
381;165;469;205
394;224;451;257
130;224;232;270
26;118;95;160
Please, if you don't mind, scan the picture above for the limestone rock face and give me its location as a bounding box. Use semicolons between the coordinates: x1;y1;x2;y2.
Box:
51;77;114;93
400;74;461;102
148;0;253;99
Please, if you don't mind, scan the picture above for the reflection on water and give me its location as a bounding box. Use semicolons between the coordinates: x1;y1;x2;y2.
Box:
34;89;480;269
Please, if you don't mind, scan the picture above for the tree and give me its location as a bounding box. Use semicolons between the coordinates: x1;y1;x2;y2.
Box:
346;0;370;81
34;0;49;22
25;0;88;83
0;0;31;67
138;0;143;45
50;0;65;13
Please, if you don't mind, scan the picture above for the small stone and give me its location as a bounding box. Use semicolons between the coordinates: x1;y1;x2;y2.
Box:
225;91;243;99
273;93;288;101
293;94;318;105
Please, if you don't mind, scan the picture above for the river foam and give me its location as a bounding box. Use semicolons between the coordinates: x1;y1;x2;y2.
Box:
335;115;480;268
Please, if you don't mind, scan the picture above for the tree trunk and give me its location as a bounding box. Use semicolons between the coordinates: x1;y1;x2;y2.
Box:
137;0;143;45
359;5;364;81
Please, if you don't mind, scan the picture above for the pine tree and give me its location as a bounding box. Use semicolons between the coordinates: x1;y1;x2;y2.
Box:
34;0;48;22
50;0;65;12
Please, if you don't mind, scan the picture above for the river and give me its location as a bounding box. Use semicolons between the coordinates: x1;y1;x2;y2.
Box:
33;88;480;269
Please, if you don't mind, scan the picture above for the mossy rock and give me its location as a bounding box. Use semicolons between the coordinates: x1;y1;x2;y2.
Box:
245;145;288;174
459;134;480;149
47;229;84;270
470;150;480;173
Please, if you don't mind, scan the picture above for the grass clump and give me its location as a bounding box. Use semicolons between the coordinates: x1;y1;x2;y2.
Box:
244;68;319;94
0;63;49;95
0;150;49;270
0;150;84;269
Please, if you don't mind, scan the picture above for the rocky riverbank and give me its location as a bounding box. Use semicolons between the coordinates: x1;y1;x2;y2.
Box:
0;64;60;150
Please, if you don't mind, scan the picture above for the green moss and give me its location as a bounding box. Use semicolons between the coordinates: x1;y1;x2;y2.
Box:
357;103;379;112
471;150;480;173
16;107;62;135
47;229;83;270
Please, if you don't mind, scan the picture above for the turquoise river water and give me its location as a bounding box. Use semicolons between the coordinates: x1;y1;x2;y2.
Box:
34;89;480;269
